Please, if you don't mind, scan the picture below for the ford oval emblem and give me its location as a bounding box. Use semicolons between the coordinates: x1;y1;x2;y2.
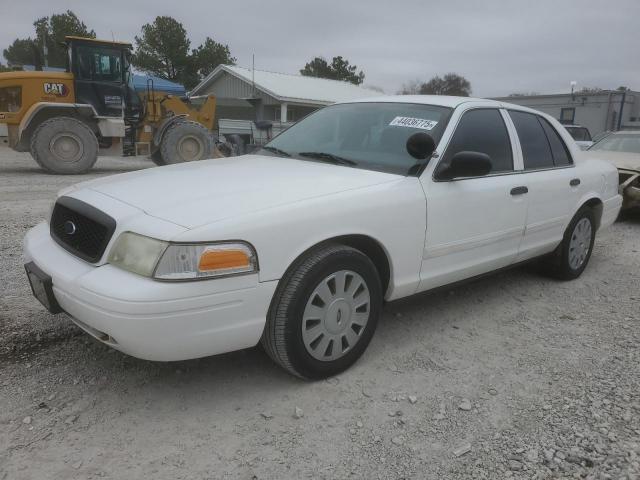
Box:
63;220;77;235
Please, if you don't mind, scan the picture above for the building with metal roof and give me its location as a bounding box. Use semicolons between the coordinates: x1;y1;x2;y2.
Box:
492;90;640;138
190;64;382;123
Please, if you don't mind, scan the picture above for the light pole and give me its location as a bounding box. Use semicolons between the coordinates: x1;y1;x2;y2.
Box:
570;81;577;102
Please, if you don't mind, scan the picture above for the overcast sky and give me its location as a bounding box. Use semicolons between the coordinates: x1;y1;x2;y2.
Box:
1;0;638;97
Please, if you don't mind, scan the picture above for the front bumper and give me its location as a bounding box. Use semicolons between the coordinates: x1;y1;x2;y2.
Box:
619;170;640;211
23;222;278;361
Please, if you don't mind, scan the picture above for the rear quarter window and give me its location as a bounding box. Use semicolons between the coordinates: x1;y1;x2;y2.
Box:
539;119;573;166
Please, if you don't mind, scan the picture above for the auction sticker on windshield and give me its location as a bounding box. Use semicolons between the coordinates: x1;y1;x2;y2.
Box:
389;116;438;130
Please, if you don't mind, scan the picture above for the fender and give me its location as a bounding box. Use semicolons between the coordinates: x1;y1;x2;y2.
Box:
19;102;98;141
571;192;604;228
569;161;620;230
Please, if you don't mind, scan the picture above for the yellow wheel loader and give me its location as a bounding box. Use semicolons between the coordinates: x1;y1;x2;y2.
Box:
0;36;217;174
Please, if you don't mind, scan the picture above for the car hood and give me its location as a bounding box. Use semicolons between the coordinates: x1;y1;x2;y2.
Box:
80;154;401;229
584;150;640;171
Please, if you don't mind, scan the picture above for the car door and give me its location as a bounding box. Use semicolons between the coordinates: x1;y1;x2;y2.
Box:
418;107;528;292
506;110;580;261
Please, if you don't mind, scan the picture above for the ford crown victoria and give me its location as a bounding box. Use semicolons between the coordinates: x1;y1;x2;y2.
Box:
24;96;622;379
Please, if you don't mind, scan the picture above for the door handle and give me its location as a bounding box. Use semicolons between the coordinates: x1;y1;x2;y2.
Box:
510;186;528;195
570;178;581;187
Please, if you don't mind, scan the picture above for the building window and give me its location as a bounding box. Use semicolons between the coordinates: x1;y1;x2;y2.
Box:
274;107;297;122
559;107;575;125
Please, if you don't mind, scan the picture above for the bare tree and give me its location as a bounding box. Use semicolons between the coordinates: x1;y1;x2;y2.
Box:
420;73;471;96
398;74;472;97
398;79;422;95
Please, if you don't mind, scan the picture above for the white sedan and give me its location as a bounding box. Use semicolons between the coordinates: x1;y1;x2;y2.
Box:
24;96;622;379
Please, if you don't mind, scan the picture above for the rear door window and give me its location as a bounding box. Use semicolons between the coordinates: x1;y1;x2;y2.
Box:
441;108;513;173
509;110;555;170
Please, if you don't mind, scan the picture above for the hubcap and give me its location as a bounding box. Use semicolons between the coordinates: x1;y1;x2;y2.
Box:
50;133;83;163
302;270;370;362
177;135;204;161
568;217;592;270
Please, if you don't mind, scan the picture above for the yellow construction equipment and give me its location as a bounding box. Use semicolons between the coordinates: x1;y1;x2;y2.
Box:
0;36;217;174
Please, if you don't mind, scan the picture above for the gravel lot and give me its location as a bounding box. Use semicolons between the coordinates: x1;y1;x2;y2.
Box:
0;144;639;479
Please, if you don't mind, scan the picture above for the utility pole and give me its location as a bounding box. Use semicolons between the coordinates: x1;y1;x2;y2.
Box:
252;54;255;97
616;90;627;131
42;35;49;68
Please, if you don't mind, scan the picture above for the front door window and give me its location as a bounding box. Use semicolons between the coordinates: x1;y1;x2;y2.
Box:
438;108;514;175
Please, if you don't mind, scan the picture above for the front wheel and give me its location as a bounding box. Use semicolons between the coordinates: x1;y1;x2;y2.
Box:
262;244;383;379
158;120;214;165
545;207;596;280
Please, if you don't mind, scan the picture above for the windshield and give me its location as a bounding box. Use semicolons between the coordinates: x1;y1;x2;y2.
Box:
565;126;591;141
590;133;640;154
262;102;452;175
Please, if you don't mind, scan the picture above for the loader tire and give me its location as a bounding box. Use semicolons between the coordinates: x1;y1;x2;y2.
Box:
158;120;214;165
150;150;164;166
30;117;98;174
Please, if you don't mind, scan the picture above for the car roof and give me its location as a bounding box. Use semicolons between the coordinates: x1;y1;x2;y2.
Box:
336;94;545;113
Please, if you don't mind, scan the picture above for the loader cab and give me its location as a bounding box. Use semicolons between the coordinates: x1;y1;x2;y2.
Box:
66;36;139;118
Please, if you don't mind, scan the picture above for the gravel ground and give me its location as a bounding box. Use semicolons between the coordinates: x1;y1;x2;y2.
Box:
0;144;639;480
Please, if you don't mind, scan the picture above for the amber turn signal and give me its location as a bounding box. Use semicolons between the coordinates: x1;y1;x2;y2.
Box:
198;248;251;271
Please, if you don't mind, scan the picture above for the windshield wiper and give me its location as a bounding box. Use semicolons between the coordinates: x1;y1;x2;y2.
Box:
261;146;291;157
298;151;358;166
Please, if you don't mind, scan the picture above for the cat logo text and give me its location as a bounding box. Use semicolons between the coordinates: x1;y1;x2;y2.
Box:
43;83;69;97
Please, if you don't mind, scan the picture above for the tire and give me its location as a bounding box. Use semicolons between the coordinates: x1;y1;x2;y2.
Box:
545;207;596;280
159;120;214;165
262;244;383;380
150;150;164;166
30;117;98;174
225;134;245;156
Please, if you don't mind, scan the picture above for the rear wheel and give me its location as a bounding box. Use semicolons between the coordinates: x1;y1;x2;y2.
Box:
262;244;382;379
544;207;596;280
158;120;214;165
30;117;98;174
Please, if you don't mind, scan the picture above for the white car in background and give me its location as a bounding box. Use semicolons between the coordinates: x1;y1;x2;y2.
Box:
24;96;622;379
586;130;640;210
564;125;594;150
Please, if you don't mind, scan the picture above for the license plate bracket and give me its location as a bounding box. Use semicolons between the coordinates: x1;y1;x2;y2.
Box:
24;262;63;314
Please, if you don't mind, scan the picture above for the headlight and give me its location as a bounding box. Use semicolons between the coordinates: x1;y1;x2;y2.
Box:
154;242;258;280
107;232;258;281
107;232;168;277
46;198;56;223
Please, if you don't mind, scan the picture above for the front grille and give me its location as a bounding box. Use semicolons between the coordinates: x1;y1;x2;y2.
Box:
50;197;116;263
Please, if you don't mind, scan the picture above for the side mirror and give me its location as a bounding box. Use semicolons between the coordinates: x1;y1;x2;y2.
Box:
406;132;436;160
437;151;492;180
